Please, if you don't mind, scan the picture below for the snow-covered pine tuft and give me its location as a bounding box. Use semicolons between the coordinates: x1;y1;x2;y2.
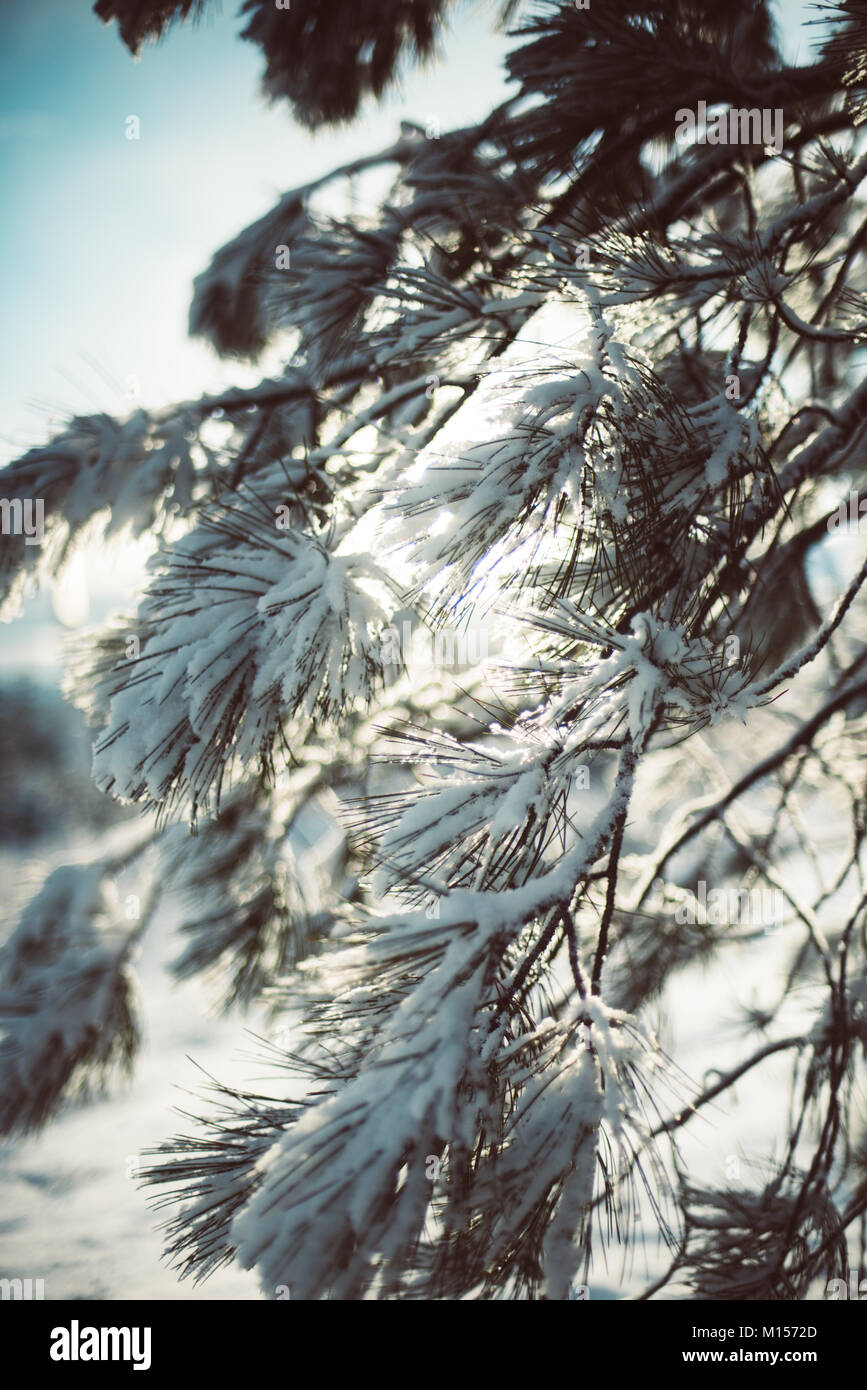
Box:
90;493;397;818
149;893;668;1299
0;864;139;1136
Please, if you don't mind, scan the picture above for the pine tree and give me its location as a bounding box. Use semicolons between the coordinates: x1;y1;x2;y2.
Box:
2;0;867;1299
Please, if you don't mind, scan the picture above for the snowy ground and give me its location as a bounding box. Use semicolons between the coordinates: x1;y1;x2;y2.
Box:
0;826;264;1301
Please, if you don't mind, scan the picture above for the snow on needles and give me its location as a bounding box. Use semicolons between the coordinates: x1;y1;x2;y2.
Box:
92;503;393;816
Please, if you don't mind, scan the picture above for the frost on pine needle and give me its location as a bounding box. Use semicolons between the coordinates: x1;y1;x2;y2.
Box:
90;494;396;818
386;308;770;618
468;998;671;1300
516;603;757;744
355;731;576;902
0;864;139;1136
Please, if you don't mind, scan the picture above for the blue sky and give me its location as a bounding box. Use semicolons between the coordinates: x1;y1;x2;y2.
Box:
0;0;515;466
